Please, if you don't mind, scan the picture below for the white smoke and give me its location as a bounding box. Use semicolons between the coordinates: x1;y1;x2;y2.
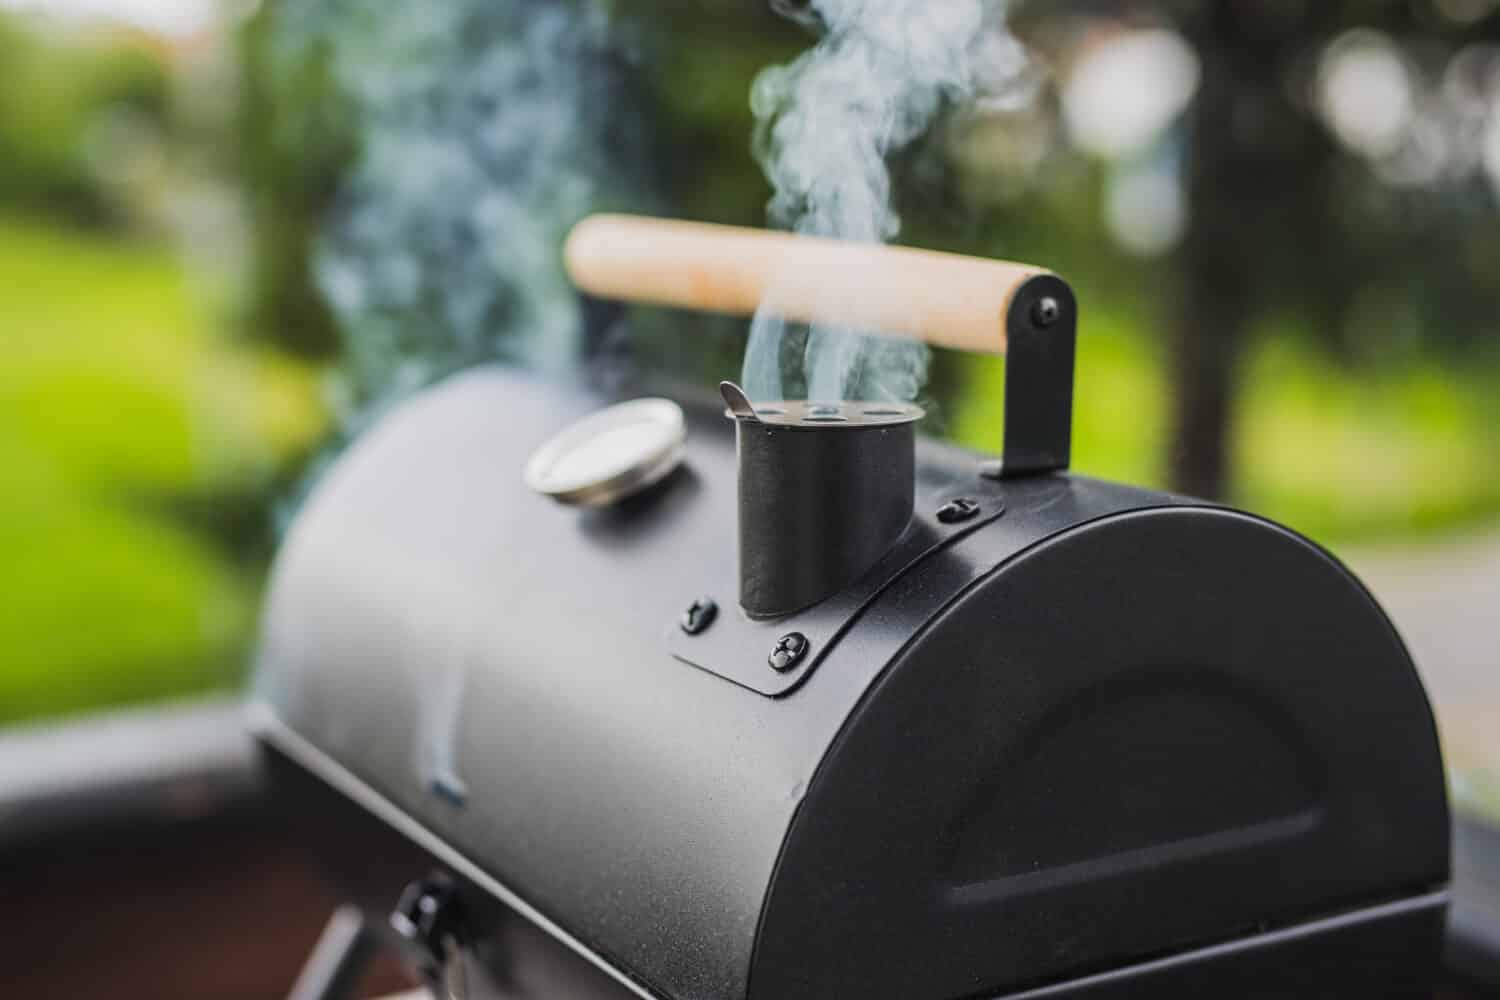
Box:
743;0;1033;403
266;2;655;789
273;0;644;431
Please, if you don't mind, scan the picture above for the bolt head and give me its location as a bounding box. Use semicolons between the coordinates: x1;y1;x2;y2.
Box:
391;878;459;952
680;597;718;635
937;497;981;524
769;631;810;672
1031;296;1061;328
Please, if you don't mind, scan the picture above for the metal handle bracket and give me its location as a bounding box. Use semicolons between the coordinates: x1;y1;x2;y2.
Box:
992;273;1076;478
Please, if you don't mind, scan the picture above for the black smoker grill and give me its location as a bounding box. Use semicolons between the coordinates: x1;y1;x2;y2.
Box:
254;217;1450;1000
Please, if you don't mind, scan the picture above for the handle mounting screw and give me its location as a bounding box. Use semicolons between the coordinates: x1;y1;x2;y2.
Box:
1031;296;1061;328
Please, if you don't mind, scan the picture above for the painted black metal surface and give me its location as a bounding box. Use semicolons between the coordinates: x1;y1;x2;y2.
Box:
733;409;916;618
252;366;1179;1000
749;507;1450;999
722;384;930;621
999;273;1076;477
260;739;649;1000
254;364;1449;1000
994;891;1448;998
666;486;1006;696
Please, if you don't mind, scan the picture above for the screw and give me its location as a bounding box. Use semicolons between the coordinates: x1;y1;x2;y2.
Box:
768;632;810;672
391;876;461;955
936;497;981;524
680;597;718;635
391;876;464;988
1031;295;1061;328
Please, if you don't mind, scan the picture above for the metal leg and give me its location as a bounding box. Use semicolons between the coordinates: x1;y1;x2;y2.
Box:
288;905;376;1000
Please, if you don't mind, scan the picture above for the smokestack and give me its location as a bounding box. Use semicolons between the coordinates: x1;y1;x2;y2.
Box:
720;381;921;617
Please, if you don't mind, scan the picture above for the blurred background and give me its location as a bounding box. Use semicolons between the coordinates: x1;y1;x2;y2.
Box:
0;0;1496;996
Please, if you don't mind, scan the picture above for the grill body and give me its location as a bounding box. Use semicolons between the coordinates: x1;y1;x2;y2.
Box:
254;365;1448;999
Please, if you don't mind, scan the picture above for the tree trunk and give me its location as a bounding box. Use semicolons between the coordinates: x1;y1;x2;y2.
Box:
1164;7;1267;502
1165;115;1255;502
1165;271;1248;501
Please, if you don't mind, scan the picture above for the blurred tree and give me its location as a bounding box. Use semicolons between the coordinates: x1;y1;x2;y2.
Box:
0;12;171;228
235;1;352;359
1022;0;1500;499
1165;0;1339;500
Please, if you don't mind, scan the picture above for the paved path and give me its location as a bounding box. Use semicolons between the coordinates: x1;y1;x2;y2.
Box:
1344;531;1500;786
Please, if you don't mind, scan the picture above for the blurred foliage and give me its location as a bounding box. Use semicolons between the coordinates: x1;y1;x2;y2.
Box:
0;14;170;227
0;214;324;722
237;0;1500;538
234;4;352;359
0;9;325;722
599;0;807;392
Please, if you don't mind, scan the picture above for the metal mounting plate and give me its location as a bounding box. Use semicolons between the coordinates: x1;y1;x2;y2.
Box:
666;478;1009;697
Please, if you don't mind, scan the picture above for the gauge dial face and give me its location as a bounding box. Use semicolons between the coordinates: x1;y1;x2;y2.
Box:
524;397;686;507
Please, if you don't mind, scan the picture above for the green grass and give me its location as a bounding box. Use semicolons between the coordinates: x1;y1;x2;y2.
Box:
1237;340;1500;540
0;215;324;723
952;312;1500;546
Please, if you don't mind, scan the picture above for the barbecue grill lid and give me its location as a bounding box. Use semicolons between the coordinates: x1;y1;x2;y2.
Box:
255;367;1448;1000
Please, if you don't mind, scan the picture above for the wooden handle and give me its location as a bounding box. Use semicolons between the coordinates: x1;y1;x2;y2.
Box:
564;214;1050;355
